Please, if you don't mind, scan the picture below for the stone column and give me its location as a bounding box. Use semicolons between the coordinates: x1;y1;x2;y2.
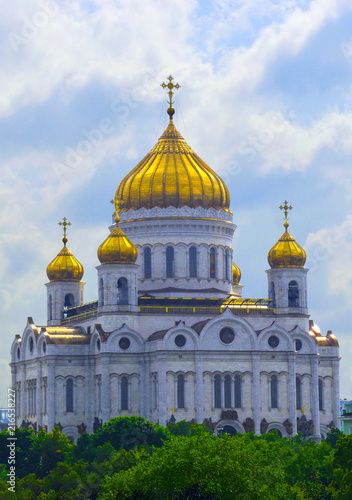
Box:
101;357;111;424
332;358;341;428
139;354;149;419
84;357;94;434
47;359;56;431
20;365;26;424
288;353;297;435
36;362;42;428
310;355;320;440
195;353;204;423
251;352;261;435
157;354;167;426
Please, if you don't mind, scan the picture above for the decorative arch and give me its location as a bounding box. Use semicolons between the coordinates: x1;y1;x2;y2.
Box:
143;247;152;279
266;422;287;438
288;280;299;307
166;246;175;277
117;277;129;305
62;426;80;444
215;419;245;435
210;247;216;278
189;245;198;278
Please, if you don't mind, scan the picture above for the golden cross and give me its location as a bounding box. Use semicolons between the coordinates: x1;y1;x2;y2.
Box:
170;406;175;415
161;75;180;107
302;406;306;415
279;201;292;222
58;217;71;241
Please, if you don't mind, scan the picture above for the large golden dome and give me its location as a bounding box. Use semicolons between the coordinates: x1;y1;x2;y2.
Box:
97;216;138;265
115;112;230;212
268;222;306;269
47;238;84;282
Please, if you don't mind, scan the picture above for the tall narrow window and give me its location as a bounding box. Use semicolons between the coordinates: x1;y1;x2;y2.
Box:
64;293;75;308
117;278;129;304
224;375;231;408
318;379;324;411
270;375;278;409
177;374;185;408
66;379;73;412
224;249;230;281
234;374;242;408
214;374;221;408
296;376;302;409
144;247;152;278
99;278;104;306
288;281;299;307
189;246;197;278
270;282;276;308
166;246;175;277
210;247;216;278
48;295;52;321
121;376;128;410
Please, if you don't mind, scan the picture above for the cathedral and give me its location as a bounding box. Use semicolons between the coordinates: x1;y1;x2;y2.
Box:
10;77;340;443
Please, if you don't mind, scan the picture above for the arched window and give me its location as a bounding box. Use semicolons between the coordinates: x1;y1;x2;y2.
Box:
166;246;175;277
99;278;104;306
234;374;241;408
214;374;221;408
64;293;75;308
189;246;197;278
270;375;278;409
177;374;185;408
48;295;52;321
288;281;299;307
318;379;324;411
210;247;216;278
66;379;73;412
224;249;230;281
117;278;128;305
296;376;302;409
224;375;231;408
270;282;276;308
144;247;152;278
121;376;128;410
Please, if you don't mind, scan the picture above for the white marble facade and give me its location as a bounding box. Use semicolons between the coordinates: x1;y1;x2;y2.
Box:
10;205;340;443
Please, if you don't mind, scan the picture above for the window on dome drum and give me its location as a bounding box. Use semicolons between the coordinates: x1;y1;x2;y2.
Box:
117;278;129;305
224;375;231;408
210;247;216;278
225;249;230;281
318;379;324;411
270;282;276;308
166;246;175;277
177;374;185;408
99;278;104;306
144;247;152;278
121;376;128;410
48;295;52;321
234;374;242;408
270;375;278;408
288;281;299;307
189;246;197;278
66;379;73;412
296;376;302;410
214;374;221;408
64;293;75;308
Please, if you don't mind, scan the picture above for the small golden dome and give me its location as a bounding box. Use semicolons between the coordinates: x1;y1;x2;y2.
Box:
115;113;230;212
268;222;306;268
47;237;84;282
97;215;138;265
232;262;241;284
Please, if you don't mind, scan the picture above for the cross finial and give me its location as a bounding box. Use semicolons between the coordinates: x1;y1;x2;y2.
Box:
279;201;292;231
114;195;125;224
302;406;306;415
58;217;71;245
161;75;180;119
170;406;175;415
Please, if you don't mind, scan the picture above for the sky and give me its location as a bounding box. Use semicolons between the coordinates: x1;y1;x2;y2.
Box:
1;0;352;407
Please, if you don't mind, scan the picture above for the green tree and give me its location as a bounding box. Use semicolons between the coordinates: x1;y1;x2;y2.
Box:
325;428;343;449
92;416;170;452
168;420;211;437
31;426;75;478
0;428;37;478
99;433;293;500
330;434;352;499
